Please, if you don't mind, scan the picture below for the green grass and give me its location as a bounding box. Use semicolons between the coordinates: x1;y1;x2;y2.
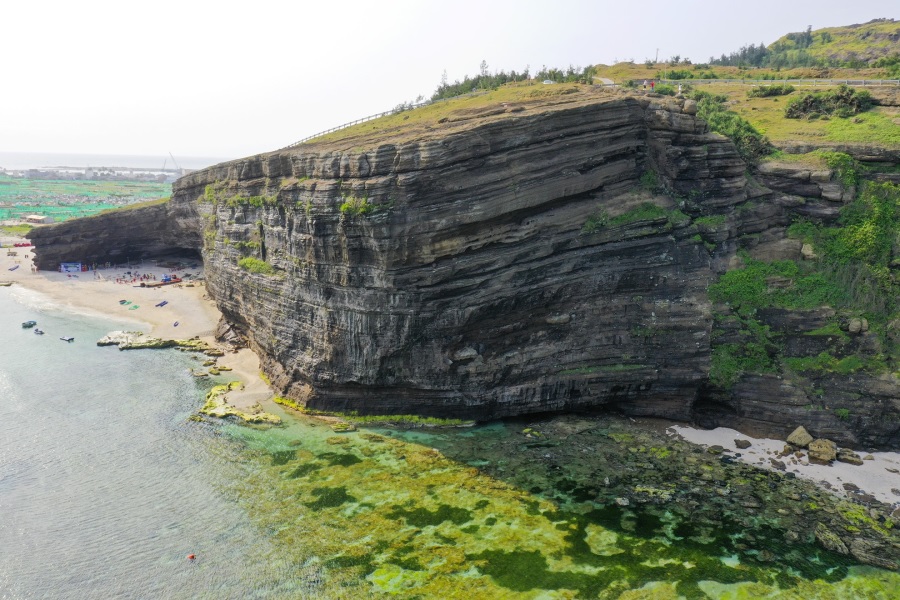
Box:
747;84;795;98
237;257;275;275
583;204;689;234
0;223;34;236
226;195;277;208
784;85;874;119
709;181;900;387
823;110;900;146
692;90;772;161
97;197;168;215
761;151;829;168
308;81;603;147
339;194;373;216
768;19;900;66
783;353;865;375
694;215;727;228
721;83;900;147
804;322;850;339
709;323;777;388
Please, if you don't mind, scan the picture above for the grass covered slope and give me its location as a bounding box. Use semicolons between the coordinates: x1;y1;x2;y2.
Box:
728;84;900;148
306;81;615;148
708;173;900;388
768;19;900;67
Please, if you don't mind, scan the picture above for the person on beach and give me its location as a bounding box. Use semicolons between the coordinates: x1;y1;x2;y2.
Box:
650;80;655;91
643;79;648;90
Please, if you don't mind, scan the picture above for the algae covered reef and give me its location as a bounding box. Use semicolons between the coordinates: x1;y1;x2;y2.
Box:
210;410;900;598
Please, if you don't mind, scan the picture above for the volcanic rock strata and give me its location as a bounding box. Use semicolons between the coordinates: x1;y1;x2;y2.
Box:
28;92;900;447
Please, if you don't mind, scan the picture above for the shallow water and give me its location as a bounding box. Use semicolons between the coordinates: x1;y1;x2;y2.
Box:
1;286;898;599
0;288;276;599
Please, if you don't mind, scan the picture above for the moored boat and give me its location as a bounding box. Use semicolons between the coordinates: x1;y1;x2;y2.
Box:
22;320;37;328
60;336;74;342
34;328;44;335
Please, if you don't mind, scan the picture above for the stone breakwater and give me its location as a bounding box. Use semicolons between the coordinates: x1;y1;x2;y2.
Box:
29;91;900;447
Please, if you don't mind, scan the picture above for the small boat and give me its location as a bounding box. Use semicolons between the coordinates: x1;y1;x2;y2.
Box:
60;336;74;342
22;320;37;328
155;300;168;307
119;299;129;305
34;329;44;335
129;305;139;310
173;321;179;327
8;265;19;271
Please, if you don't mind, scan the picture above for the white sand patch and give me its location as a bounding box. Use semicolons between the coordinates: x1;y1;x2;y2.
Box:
668;425;900;508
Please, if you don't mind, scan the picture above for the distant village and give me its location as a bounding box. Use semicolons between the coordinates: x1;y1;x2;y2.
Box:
0;164;191;183
0;164;182;226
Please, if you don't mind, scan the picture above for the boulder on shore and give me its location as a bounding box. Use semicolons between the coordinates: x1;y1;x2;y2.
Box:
836;448;864;466
808;438;838;464
786;426;814;448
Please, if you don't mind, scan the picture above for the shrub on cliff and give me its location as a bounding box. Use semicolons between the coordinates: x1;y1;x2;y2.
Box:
785;84;874;119
709;182;900;387
339;195;373;216
691;90;772;161
747;84;795;98
238;257;275;275
654;84;677;96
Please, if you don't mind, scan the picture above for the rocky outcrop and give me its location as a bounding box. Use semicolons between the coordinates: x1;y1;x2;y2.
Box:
808;438;839;463
173;94;746;423
27;201;202;267
26;90;900;448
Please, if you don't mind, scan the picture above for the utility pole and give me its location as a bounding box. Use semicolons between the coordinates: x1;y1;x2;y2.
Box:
655;48;659;63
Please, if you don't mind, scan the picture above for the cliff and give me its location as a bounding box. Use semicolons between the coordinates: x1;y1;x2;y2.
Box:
28;88;900;448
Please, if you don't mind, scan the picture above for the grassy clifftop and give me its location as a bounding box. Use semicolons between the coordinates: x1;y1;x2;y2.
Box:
299;18;899;153
769;18;900;66
305;81;619;148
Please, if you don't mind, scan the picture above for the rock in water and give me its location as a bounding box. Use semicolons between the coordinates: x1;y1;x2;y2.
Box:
814;522;848;555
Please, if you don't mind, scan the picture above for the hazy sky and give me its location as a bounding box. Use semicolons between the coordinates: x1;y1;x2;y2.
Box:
2;0;896;161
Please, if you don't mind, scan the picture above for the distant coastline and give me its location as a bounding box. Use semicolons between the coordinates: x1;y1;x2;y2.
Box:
0;150;231;172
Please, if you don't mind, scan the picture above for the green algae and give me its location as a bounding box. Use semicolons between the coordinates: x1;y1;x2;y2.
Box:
287;462;320;479
270;450;296;466
305;486;357;509
211;413;900;598
200;382;281;424
388;504;473;528
273;396;474;428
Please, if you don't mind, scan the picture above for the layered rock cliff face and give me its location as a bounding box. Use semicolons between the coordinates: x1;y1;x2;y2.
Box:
28;91;900;447
27;200;203;265
182;95;746;424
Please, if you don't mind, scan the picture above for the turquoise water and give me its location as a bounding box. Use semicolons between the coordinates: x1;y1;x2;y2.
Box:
1;285;898;599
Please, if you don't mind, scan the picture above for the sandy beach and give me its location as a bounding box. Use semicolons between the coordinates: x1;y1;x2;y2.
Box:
0;241;270;412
